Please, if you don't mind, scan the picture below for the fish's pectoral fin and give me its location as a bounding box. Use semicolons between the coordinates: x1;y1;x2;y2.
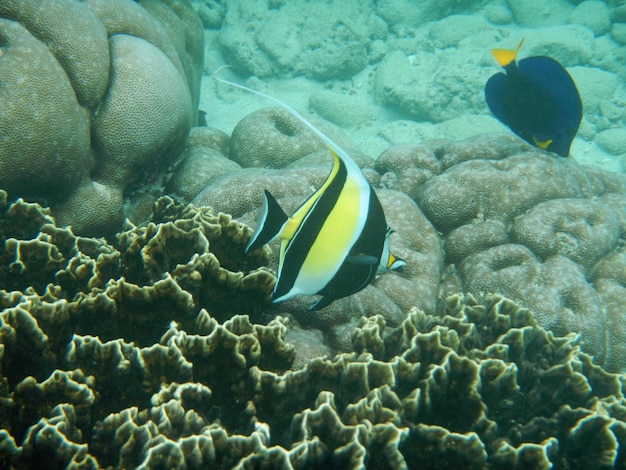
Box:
386;252;407;271
246;190;289;253
491;38;524;67
308;295;335;311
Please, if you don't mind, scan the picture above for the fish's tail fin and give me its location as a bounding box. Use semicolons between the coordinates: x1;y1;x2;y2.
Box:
491;38;525;67
246;190;288;253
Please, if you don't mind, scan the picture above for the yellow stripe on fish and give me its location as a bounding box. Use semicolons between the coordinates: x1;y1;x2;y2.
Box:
274;148;371;304
215;69;405;310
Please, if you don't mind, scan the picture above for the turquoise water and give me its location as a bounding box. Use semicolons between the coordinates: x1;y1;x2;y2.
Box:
1;0;626;468
202;0;626;173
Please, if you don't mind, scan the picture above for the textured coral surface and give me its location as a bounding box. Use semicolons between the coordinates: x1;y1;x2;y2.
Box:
0;0;203;236
1;173;626;468
187;102;626;375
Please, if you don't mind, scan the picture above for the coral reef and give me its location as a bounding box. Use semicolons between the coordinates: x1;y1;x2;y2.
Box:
0;0;203;235
186;100;626;374
2;126;626;466
2;227;626;470
377;132;626;372
5;1;626;465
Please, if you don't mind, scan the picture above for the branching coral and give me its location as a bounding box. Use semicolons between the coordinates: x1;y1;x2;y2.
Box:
2;276;626;468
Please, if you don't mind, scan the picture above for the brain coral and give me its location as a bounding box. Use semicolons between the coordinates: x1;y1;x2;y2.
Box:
377;132;626;372
91;33;191;187
228;107;327;168
0;0;203;236
227;106;365;169
0;17;92;202
190;102;626;374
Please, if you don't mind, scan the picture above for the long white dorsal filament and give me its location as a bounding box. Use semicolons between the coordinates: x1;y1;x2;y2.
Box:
212;66;354;163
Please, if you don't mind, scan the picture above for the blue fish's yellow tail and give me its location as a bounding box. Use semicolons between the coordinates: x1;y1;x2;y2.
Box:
491;38;524;67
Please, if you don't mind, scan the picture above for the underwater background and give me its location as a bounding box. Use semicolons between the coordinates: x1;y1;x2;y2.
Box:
1;0;626;468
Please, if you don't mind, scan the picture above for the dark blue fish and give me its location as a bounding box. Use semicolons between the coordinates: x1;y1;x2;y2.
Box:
485;39;582;157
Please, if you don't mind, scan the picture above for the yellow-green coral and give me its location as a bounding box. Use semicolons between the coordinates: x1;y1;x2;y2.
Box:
4;290;625;468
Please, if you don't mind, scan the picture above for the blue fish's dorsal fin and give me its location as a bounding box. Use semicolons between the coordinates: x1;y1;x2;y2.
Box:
246;190;288;253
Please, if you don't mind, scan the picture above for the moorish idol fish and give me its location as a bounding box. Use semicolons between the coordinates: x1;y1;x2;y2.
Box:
214;70;406;311
484;39;582;157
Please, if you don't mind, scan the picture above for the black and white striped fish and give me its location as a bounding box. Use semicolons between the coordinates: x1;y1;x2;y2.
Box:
215;72;405;310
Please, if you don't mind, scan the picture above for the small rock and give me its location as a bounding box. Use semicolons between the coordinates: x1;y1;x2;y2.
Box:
309;90;374;128
595;128;626;155
569;1;610;37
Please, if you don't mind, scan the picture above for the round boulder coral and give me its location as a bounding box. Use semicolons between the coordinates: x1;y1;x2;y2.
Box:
92;33;192;187
166;145;241;204
0;18;92;201
228;107;327;168
0;0;203;236
460;245;606;364
379;133;626;371
511;197;621;270
416;152;613;233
